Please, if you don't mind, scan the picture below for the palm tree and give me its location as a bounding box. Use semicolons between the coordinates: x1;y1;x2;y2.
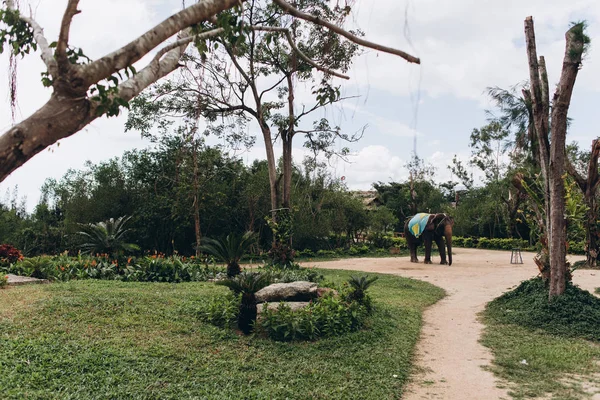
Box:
77;215;140;256
217;271;271;334
199;231;256;277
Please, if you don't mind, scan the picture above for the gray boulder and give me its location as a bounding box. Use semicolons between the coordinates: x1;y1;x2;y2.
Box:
255;281;318;303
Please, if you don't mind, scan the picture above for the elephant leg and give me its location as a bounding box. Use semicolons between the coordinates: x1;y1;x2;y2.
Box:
410;243;419;263
436;236;448;265
424;239;432;264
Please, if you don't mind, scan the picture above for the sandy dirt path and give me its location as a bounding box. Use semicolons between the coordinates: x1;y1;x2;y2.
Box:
303;248;599;400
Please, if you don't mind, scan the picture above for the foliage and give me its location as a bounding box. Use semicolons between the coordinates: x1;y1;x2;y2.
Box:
482;316;600;400
0;8;36;56
0;254;226;283
216;271;271;334
0;271;444;399
199;231;256;277
76;215;139;256
348;244;370;256
216;271;270;296
259;266;324;283
451;235;587;255
486;277;600;341
259;293;369;341
0;273;7;288
346;275;378;308
482;277;600;399
0;243;23;264
195;292;240;328
266;208;296;268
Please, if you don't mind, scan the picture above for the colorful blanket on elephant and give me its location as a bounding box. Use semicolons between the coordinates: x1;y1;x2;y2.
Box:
408;213;430;238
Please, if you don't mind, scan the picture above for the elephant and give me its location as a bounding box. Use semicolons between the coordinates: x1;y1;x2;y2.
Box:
404;213;454;266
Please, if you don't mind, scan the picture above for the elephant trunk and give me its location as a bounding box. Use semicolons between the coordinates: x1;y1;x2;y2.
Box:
445;225;453;266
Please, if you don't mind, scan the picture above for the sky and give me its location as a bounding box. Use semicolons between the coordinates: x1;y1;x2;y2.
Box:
1;0;600;210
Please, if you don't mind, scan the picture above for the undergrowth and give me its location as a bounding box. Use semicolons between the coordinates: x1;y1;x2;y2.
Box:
486;277;600;341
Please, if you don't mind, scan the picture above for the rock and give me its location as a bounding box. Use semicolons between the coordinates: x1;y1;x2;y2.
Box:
255;281;318;303
316;287;338;297
6;274;50;286
257;301;311;314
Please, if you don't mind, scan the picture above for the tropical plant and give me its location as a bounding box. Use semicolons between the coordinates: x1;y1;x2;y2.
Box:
0;244;23;264
76;215;140;257
0;274;8;288
199;231;256;277
216;271;271;334
347;275;378;306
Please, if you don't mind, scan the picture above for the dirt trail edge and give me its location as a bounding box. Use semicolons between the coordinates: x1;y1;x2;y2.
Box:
303;248;596;400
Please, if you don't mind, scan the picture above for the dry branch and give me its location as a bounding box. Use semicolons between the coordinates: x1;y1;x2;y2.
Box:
272;0;420;64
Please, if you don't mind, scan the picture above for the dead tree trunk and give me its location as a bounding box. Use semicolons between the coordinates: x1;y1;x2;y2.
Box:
524;16;587;298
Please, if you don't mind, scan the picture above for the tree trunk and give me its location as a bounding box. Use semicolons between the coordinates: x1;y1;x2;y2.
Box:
524;17;586;298
259;121;280;217
547;23;585;297
0;94;93;180
282;71;295;210
566;139;600;268
585;195;599;267
192;144;202;258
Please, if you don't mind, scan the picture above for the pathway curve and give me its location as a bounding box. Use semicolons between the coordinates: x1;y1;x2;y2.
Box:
304;248;597;400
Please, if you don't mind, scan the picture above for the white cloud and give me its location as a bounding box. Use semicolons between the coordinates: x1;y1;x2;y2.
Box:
344;0;600;102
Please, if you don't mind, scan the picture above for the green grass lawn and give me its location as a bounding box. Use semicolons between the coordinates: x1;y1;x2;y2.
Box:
481;278;600;399
0;269;444;400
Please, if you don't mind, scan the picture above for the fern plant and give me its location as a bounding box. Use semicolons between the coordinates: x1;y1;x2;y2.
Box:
199;231;256;277
76;216;140;257
216;271;270;334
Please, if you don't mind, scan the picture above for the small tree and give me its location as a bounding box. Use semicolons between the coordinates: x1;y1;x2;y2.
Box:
77;215;139;256
217;271;270;334
200;231;257;277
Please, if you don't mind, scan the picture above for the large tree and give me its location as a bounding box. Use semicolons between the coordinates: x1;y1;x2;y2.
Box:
0;0;419;183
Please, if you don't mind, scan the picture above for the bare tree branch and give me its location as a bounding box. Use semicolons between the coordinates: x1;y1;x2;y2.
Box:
82;0;241;84
272;0;420;64
565;157;586;191
152;28;224;63
56;0;81;69
114;35;191;105
6;0;58;77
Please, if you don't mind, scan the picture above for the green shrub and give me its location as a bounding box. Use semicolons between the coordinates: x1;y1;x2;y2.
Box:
316;249;338;258
5;254;227;283
486;277;600;341
348;245;370;256
296;249;315;258
454;236;530;251
259;293;369;341
196;292;240;328
568;241;585;255
217;272;271;334
345;275;378;311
